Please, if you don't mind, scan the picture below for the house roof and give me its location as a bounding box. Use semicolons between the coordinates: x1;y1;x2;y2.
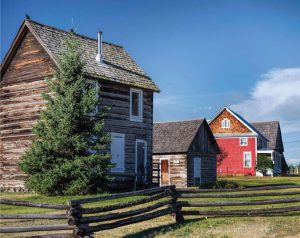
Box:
1;19;160;92
153;119;205;154
209;107;268;141
251;121;284;152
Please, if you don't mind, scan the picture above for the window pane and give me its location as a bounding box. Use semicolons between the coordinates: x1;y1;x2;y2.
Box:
240;138;247;145
244;153;251;167
131;92;139;116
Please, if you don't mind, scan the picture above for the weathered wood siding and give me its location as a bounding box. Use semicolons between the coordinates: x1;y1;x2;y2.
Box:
152;154;187;188
99;81;154;182
0;30;56;190
187;154;216;186
1;29;154;190
189;122;220;155
210;109;251;134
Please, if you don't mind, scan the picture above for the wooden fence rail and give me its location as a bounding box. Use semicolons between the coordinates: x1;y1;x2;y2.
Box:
0;199;72;236
176;184;300;193
178;197;300;207
181;205;300;217
68;185;176;236
177;190;300;198
1;184;300;237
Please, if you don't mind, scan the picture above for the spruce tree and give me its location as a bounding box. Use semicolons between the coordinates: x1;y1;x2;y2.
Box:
19;34;112;195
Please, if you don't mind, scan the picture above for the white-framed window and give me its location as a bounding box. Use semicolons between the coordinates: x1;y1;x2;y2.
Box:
221;118;230;128
240;137;248;146
85;79;99;116
243;152;252;168
130;88;143;122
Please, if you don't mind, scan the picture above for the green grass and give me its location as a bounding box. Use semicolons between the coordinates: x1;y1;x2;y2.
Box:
1;176;300;238
218;176;300;187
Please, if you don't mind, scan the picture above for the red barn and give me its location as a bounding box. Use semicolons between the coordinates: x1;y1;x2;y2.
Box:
209;107;268;176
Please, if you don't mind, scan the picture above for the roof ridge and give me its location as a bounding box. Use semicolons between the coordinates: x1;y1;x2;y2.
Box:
251;121;279;124
154;118;205;124
25;19;123;48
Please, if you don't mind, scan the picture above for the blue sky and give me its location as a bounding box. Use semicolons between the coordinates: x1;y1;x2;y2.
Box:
1;0;300;164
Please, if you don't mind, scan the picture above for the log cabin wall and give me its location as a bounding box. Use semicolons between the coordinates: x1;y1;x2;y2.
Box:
99;81;154;183
209;109;251;134
187;154;216;186
152;154;187;188
0;30;56;191
1;30;154;191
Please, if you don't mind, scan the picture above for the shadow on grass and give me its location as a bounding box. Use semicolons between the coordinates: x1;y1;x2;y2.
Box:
122;212;300;238
123;218;205;238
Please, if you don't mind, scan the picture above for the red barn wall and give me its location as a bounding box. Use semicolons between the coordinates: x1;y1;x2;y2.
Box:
216;137;257;176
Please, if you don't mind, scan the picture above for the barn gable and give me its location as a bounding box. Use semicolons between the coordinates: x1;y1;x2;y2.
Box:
209;107;258;136
189;120;220;155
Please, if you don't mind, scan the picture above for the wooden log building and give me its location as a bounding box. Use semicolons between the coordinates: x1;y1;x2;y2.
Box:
152;119;220;188
0;18;159;191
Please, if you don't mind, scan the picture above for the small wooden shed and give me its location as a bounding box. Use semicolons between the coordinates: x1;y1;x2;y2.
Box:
152;119;220;188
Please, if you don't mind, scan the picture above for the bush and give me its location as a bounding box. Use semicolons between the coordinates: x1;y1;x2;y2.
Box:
256;154;273;176
214;179;241;189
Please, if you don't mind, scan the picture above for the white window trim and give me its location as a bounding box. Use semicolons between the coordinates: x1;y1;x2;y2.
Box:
110;132;125;173
130;88;143;122
135;139;147;176
85;79;99;116
159;158;171;186
240;137;248;146
221;118;230;128
243;151;252;168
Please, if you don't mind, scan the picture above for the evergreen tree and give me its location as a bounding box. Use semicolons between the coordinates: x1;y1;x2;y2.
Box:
19;35;112;195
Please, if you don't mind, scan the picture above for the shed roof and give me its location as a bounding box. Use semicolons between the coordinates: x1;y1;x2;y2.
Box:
153;119;204;154
251;121;284;152
1;19;159;92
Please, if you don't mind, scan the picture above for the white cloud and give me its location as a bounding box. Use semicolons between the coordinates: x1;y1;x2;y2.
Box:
231;68;300;133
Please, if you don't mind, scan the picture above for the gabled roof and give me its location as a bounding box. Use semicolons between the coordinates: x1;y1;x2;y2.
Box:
1;19;160;92
251;121;284;152
209;107;258;133
209;107;268;140
153;119;204;154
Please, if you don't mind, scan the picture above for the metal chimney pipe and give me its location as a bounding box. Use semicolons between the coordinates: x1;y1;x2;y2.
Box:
95;31;103;63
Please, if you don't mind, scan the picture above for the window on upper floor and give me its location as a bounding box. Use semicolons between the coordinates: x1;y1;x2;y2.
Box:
85;79;99;116
221;118;230;128
240;137;248;146
243;152;252;168
130;88;143;122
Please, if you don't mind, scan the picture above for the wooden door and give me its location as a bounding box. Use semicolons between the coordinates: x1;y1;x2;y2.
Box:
160;159;170;185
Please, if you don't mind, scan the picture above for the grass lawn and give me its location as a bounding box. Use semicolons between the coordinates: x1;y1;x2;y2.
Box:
218;176;300;187
1;176;300;238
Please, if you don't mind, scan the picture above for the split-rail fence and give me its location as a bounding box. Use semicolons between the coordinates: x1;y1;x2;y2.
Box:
1;184;300;237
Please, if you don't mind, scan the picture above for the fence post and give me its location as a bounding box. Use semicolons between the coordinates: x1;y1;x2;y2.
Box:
169;186;184;222
68;202;91;238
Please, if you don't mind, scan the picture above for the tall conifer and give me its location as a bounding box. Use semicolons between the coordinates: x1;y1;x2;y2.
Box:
20;35;112;195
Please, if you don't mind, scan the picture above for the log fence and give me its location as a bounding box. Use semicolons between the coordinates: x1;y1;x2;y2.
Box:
1;184;300;237
67;185;176;237
0;199;74;237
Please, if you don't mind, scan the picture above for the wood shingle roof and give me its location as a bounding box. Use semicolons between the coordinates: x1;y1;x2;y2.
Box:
153;119;205;154
1;19;160;92
251;121;284;152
